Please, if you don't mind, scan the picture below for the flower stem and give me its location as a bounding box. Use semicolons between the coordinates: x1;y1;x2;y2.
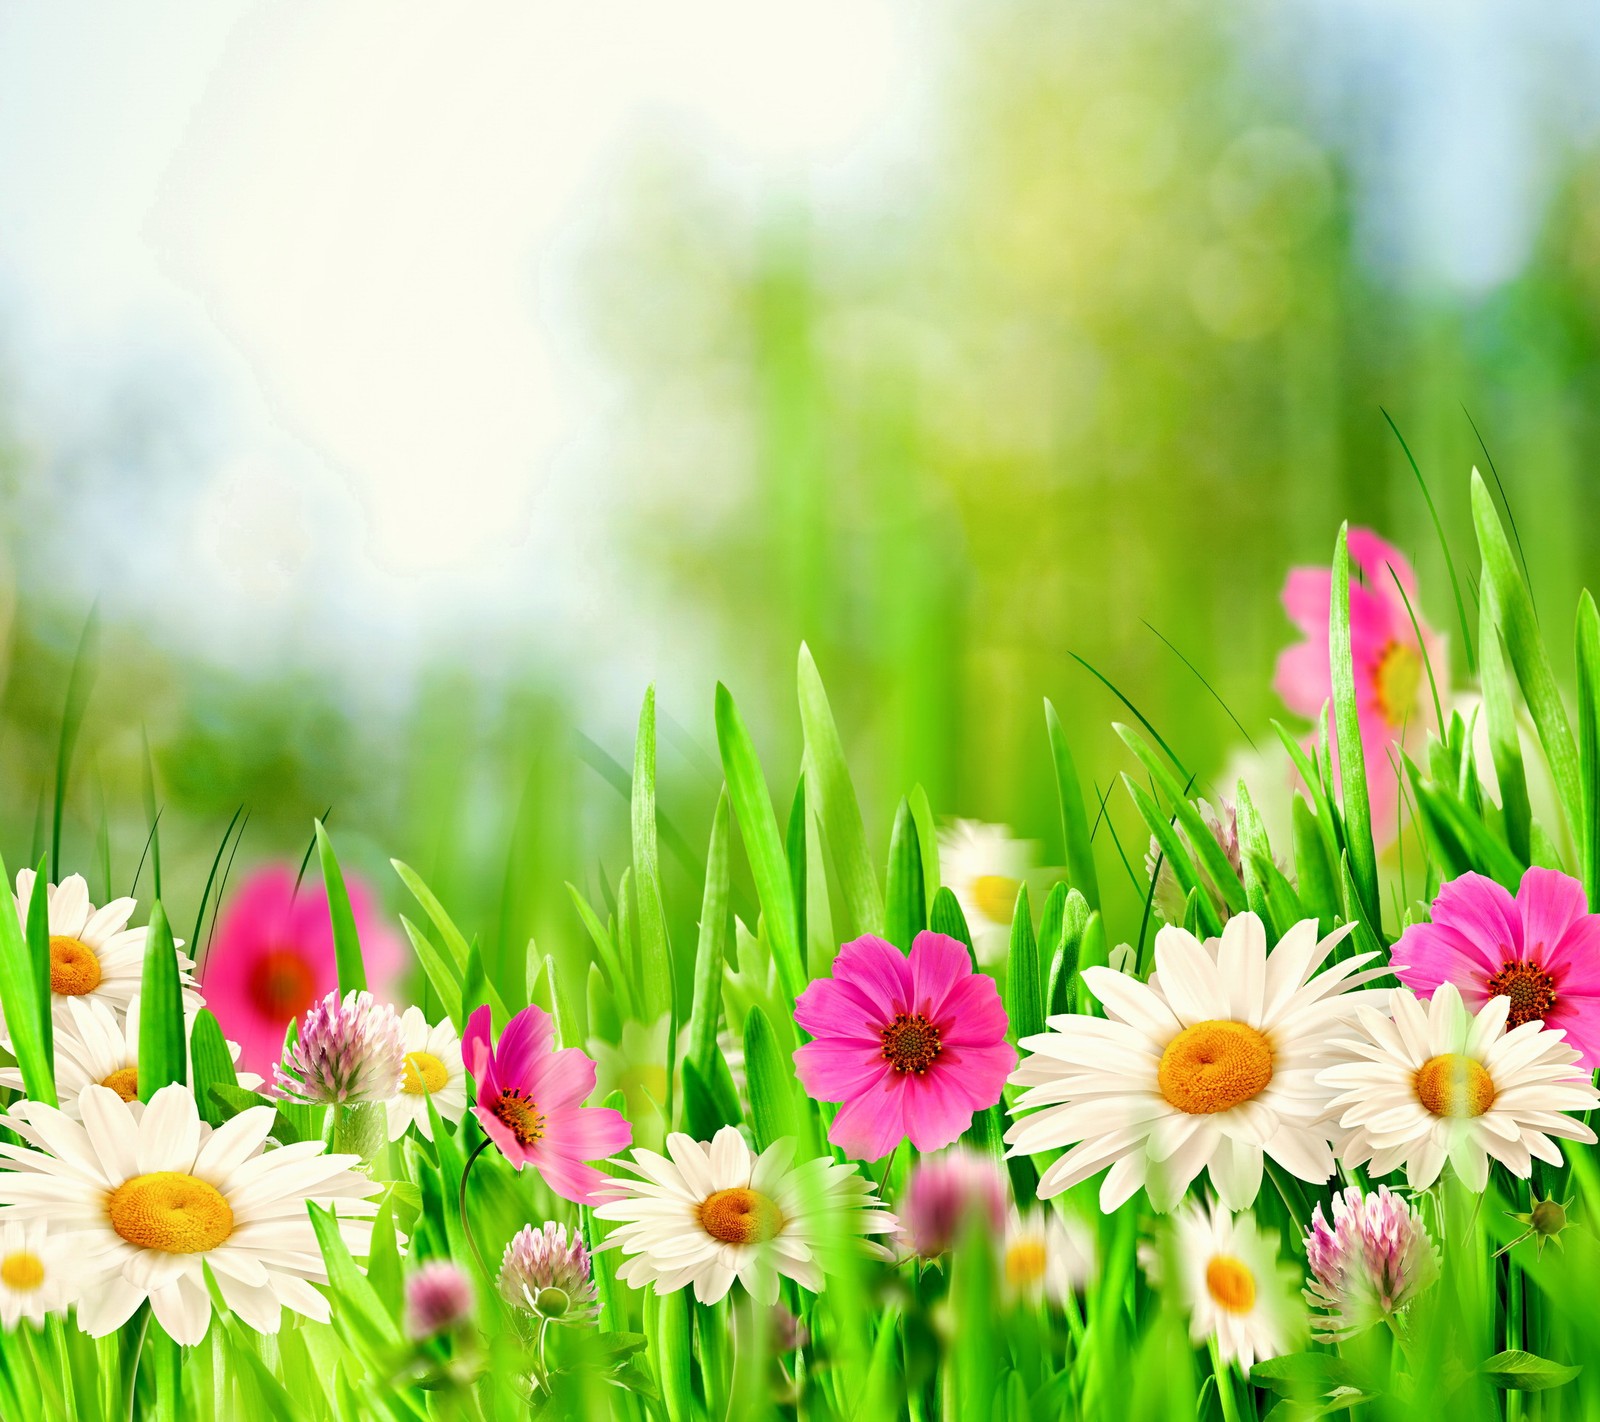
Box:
121;1306;151;1422
459;1137;494;1282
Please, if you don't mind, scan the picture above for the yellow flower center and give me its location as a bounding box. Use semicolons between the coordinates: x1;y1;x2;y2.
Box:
1374;640;1423;727
491;1089;545;1146
0;1251;44;1291
1485;960;1558;1030
697;1187;784;1245
1005;1239;1049;1291
49;936;102;996
401;1051;448;1096
973;873;1020;925
1205;1255;1256;1313
1157;1021;1273;1114
100;1066;140;1103
107;1172;234;1254
879;1012;943;1075
1415;1053;1496;1118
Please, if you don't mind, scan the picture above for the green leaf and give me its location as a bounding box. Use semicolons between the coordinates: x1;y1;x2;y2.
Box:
1073;911;1109;1018
316;820;366;994
308;1203;400;1349
681;1053;741;1138
139;901;187;1099
630;685;674;1022
1578;590;1600;904
23;860;51;1083
930;886;975;958
399;915;463;1030
647;1289;694;1422
188;1009;238;1128
1329;524;1381;938
51;610;99;886
715;683;805;1004
1479;587;1531;863
686;789;732;1087
1291;795;1339;934
1045;700;1101;910
1046;888;1089;1016
798;644;883;939
1481;1350;1582;1391
1250;1351;1362;1395
885;797;927;951
1473;469;1582;839
743;1005;799;1154
392;860;472;974
908;784;942;902
786;774;809;970
1004;884;1042;1045
1123;774;1221;939
564;885;634;1022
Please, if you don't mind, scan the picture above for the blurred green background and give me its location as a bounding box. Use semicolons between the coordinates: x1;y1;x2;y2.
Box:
2;0;1600;990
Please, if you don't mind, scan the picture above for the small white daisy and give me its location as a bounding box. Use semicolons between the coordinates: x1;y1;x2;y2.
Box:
1007;913;1386;1211
1001;1204;1094;1306
938;820;1033;964
0;1220;79;1328
1317;983;1600;1191
8;871;199;1029
1146;1200;1302;1370
594;1126;896;1304
0;995;261;1117
387;1006;467;1142
0;1083;381;1345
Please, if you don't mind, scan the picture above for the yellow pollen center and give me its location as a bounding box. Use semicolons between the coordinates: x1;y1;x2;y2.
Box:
0;1252;44;1291
880;1012;943;1075
973;873;1020;924
491;1089;545;1146
1374;640;1423;726
49;936;102;996
698;1187;784;1245
107;1172;233;1254
1157;1020;1273;1114
401;1051;448;1095
1486;960;1558;1029
1205;1255;1256;1313
1415;1053;1496;1118
100;1066;140;1103
1005;1239;1048;1290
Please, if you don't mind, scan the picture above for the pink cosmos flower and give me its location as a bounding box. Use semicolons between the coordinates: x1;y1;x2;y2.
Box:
792;931;1015;1162
463;1005;632;1205
1392;868;1600;1069
199;864;406;1082
1273;529;1444;842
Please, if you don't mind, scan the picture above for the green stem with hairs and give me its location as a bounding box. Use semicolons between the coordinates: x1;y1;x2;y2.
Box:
459;1137;493;1282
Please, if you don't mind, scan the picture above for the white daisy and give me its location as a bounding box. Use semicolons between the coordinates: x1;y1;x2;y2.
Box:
387;1006;467;1142
594;1125;896;1304
0;995;261;1117
1146;1200;1302;1370
1317;983;1600;1191
938;820;1033;964
1006;913;1386;1211
1001;1204;1094;1306
0;1083;381;1344
0;1220;80;1328
8;871;199;1029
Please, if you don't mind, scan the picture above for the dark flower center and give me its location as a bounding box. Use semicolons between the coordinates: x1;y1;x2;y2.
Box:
1486;959;1557;1029
880;1012;942;1075
492;1088;546;1145
248;949;317;1020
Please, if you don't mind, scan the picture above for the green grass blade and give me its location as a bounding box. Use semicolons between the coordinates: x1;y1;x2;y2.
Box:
1122;774;1221;938
743;1005;800;1153
24;860;52;1082
138;901;187;1098
399;915;464;1028
631;685;675;1024
0;853;54;1105
316;820;366;994
787;774;809;969
714;683;804;1004
1480;591;1532;864
188;1009;238;1128
1004;883;1042;1044
50;610;99;886
884;797;926;951
687;790;732;1084
930;884;975;958
1329;524;1382;935
1472;469;1582;838
191;807;243;973
797;644;884;939
1573;590;1600;901
908;783;941;901
1046;698;1102;910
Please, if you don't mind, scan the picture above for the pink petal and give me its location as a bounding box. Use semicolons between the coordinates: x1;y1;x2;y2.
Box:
829;936;912;1018
1431;873;1522;959
1347;529;1417;603
936;1042;1015;1109
544;1103;632;1159
900;1071;980;1153
1273;640;1329;718
472;1106;532;1168
794;1039;887;1100
495;1006;554;1088
536;1154;612;1206
909;932;972;1019
1547;998;1600;1070
462;1006;498;1102
933;973;1010;1048
1282;568;1332;635
1517;868;1591;956
529;1048;599;1112
793;976;885;1042
827;1074;906;1161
